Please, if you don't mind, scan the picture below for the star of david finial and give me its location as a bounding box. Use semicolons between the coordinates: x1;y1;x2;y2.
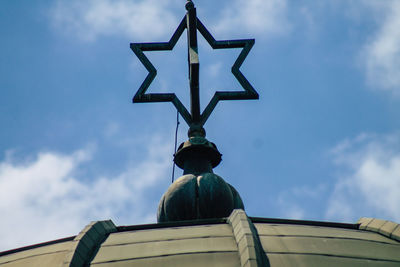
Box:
130;0;258;133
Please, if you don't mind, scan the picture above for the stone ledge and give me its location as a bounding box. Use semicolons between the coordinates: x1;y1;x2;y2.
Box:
358;217;400;242
63;220;117;267
228;209;270;267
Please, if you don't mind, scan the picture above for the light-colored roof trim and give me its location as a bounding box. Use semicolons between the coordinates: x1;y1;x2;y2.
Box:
358;217;400;242
62;220;117;267
228;209;269;267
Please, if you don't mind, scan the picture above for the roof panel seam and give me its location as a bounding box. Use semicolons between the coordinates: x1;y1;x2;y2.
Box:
257;234;400;245
0;250;68;265
90;250;238;265
101;235;235;247
265;251;400;263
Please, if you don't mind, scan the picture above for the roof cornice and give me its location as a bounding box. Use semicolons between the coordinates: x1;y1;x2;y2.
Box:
358;217;400;242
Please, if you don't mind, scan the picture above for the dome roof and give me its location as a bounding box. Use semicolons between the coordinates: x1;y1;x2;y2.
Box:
1;210;399;267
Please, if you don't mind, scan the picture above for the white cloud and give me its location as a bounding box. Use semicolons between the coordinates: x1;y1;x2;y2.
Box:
326;132;400;222
273;132;400;223
362;1;400;94
214;0;289;38
0;139;171;251
50;0;179;41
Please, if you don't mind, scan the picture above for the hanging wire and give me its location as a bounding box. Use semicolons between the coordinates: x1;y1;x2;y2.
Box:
171;110;180;183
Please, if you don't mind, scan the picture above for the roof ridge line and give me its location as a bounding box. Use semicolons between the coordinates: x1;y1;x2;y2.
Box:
358;217;400;242
0;236;75;257
228;209;270;267
62;220;117;267
250;216;359;229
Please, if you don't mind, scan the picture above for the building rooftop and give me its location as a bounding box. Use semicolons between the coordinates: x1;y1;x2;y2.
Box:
1;210;399;266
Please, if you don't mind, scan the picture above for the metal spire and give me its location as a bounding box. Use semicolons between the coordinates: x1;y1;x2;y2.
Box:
130;1;256;223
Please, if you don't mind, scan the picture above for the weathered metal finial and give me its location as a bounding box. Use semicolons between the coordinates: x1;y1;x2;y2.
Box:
131;1;254;223
130;0;258;137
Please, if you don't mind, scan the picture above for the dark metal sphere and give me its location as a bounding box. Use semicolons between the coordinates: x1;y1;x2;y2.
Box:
157;173;244;222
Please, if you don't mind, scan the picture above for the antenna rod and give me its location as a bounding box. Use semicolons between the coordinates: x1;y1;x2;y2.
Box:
186;0;200;125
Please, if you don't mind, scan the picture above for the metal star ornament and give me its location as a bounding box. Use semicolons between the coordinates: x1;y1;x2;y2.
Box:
130;0;258;129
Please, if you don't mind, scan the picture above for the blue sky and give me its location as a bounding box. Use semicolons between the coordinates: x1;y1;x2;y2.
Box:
1;0;400;250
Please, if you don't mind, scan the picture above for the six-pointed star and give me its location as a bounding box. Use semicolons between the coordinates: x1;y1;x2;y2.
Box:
130;14;258;127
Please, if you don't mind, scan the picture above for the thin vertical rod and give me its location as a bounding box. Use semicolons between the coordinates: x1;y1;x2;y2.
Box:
186;2;200;124
172;110;180;183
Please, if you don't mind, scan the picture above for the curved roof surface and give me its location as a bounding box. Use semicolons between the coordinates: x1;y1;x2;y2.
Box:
1;210;399;267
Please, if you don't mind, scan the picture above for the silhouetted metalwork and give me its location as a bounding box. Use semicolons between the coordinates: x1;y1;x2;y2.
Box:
130;0;258;129
131;0;257;222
